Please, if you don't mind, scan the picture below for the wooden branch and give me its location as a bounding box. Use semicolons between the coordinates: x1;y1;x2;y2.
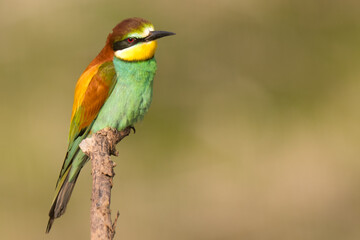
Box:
79;127;131;240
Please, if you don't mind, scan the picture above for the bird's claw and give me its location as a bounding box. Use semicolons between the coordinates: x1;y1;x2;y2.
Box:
130;126;136;134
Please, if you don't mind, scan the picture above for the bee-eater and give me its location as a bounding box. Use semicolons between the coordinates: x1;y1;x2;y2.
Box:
46;17;174;233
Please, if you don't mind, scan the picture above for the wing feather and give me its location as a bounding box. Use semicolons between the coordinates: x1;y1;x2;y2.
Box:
59;61;116;181
68;61;116;145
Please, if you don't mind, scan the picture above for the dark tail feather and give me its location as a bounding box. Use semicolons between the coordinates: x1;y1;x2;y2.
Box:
46;218;54;233
45;172;80;233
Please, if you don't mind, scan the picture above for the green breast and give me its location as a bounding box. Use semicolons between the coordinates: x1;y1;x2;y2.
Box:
91;57;157;132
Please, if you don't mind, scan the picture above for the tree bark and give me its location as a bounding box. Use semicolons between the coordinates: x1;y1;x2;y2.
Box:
79;127;131;240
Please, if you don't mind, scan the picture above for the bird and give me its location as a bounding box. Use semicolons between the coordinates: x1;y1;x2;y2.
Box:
46;17;175;233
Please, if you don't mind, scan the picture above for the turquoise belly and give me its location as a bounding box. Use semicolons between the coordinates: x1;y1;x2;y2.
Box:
91;57;157;132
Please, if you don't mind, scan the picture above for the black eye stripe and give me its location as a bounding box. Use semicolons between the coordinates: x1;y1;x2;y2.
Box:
113;38;145;51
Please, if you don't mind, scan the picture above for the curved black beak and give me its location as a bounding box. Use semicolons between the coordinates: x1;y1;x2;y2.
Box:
145;31;175;41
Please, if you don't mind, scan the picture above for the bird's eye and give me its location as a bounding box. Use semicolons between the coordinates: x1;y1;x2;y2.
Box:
127;38;135;43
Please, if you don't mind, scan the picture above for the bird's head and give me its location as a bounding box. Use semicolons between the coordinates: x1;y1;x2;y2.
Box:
108;17;175;62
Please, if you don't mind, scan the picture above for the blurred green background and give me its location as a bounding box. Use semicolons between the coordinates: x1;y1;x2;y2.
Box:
1;0;360;239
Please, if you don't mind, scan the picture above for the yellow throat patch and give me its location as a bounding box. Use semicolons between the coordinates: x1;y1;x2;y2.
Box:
115;41;158;61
